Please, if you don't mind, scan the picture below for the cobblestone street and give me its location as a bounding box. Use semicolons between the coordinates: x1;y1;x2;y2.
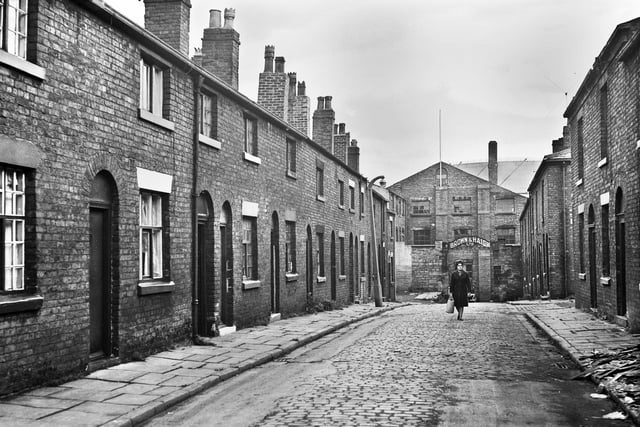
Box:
253;303;627;426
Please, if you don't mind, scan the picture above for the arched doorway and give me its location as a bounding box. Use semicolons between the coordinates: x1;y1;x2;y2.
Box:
196;193;215;336
588;205;597;309
306;225;313;298
270;212;280;314
220;202;234;326
89;171;117;359
615;188;626;317
330;231;337;301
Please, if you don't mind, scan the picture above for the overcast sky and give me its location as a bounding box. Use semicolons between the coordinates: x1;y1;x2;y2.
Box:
106;0;638;184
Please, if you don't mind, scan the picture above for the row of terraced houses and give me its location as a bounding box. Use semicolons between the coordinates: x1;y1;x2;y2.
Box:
521;18;640;332
0;0;406;396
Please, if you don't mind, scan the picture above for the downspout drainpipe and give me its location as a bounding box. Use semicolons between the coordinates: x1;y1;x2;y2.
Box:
191;75;203;340
561;162;568;298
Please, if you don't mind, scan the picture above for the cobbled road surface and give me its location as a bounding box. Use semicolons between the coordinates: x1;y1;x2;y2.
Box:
147;303;631;426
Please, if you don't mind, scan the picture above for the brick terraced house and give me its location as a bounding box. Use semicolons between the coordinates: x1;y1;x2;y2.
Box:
564;17;640;330
390;142;530;302
0;0;398;396
520;137;572;300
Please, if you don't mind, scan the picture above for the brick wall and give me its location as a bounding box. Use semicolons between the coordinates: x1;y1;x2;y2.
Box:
0;0;390;396
566;20;640;330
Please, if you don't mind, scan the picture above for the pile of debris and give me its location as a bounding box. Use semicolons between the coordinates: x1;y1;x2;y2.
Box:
575;344;640;423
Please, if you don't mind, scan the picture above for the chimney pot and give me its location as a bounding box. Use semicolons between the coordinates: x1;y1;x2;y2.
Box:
325;96;332;109
263;45;275;72
317;97;324;110
334;124;339;134
275;56;285;73
223;8;235;29
298;81;306;96
339;123;345;134
209;9;221;28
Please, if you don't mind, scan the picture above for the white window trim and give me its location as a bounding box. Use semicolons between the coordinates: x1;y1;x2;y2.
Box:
199;134;222;150
0;50;46;80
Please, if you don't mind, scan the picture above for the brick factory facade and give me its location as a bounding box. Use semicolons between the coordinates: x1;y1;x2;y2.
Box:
0;0;398;396
390;142;529;302
564;18;640;331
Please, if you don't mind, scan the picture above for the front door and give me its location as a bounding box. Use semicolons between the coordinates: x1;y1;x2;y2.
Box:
616;219;626;316
220;223;234;326
330;234;336;301
197;222;208;335
270;224;280;313
589;226;597;309
89;207;110;358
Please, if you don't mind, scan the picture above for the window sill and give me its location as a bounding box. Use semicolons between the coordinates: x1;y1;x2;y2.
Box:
411;244;436;247
338;204;345;210
597;157;608;168
285;273;299;282
138;109;175;131
316;195;326;203
338;275;347;281
243;152;262;165
575;178;583;187
452;213;471;216
578;273;587;281
0;294;44;315
199;134;221;150
495;212;515;216
349;208;356;214
410;213;431;217
0;50;46;80
242;279;261;290
138;281;175;296
317;276;326;283
600;277;612;286
286;170;297;180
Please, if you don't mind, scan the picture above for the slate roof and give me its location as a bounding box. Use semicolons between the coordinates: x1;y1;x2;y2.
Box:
455;160;541;197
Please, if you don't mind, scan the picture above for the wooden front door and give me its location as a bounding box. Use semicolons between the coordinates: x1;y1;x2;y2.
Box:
220;223;234;326
89;207;110;358
616;219;626;316
589;226;597;309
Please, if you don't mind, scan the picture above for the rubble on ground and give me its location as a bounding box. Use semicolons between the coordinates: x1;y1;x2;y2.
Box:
576;344;640;422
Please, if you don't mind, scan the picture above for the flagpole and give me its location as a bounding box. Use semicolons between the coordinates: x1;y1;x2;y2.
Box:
439;109;442;187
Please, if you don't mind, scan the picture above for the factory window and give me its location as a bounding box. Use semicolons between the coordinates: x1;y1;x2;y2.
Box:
496;198;515;214
413;228;433;245
452;196;471;215
496;226;516;245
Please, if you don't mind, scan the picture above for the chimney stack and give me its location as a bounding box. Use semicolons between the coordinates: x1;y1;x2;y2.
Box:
334;123;349;163
201;8;240;89
348;139;360;172
143;0;191;56
257;46;289;120
313;96;335;154
552;137;565;153
488;140;498;185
